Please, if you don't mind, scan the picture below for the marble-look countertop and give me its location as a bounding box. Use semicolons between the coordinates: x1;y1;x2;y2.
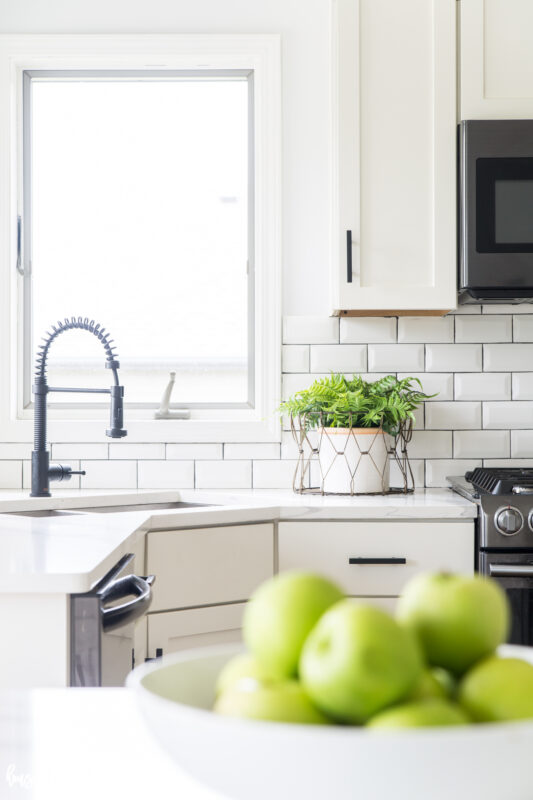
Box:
1;688;219;800
0;487;476;594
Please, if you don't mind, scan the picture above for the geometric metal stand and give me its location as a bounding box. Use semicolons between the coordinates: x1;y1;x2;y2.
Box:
289;413;415;496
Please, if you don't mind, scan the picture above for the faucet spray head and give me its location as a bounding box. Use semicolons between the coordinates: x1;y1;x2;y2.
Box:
106;384;127;438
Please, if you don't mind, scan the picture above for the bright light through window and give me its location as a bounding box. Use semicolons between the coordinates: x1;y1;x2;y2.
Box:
27;72;252;406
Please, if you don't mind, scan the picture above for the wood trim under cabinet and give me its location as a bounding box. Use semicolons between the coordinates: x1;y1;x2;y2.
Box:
332;309;452;317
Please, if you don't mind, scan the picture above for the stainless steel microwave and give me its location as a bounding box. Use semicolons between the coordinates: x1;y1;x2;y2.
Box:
459;119;533;304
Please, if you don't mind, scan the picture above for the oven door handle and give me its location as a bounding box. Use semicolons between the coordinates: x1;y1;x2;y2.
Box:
100;574;155;632
489;564;533;578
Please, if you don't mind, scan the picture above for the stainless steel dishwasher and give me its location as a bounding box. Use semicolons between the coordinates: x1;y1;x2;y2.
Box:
70;553;155;687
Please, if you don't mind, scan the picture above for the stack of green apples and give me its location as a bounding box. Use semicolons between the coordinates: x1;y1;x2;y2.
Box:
213;571;533;728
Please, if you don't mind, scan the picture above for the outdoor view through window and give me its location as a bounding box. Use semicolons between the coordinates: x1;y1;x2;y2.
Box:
27;73;251;407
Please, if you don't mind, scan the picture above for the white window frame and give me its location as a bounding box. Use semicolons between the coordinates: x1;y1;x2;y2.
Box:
0;34;281;444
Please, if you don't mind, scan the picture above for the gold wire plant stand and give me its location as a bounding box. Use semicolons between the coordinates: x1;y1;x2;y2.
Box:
289;413;415;496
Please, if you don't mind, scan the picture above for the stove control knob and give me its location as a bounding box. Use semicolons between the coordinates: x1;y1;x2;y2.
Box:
495;506;524;536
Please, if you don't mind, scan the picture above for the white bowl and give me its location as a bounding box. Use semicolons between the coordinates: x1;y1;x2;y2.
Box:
128;643;533;800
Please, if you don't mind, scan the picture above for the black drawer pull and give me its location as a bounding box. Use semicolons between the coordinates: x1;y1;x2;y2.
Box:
348;557;407;565
347;229;353;283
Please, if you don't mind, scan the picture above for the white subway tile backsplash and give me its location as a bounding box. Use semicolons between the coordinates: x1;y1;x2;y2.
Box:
483;402;533;429
453;430;510;458
195;461;252;489
167;444;222;460
253;460;299;489
0;461;22;489
511;431;533;458
483;304;533;314
484;344;533;371
484;458;533;468
404;431;452;459
397;373;454;401
425;402;481;430
398;316;454;343
310;345;367;373
109;443;165;460
455;315;512;343
426;344;482;372
52;443;108;460
425;460;482;488
390;458;425;488
138;461;194;489
368;344;424;372
283;316;338;344
455;373;511;401
282;345;310;373
450;305;481;314
340;317;396;343
225;443;280;460
0;443;31;459
513;315;533;342
81;460;137;489
7;311;533;492
512;373;533;400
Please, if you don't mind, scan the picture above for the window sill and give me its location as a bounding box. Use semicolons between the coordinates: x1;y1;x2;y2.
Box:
0;412;281;444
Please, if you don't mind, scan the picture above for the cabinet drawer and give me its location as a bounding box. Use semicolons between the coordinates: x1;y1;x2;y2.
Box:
278;521;474;597
147;523;273;612
147;603;244;658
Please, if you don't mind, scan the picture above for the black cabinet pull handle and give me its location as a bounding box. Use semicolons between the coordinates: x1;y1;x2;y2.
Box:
348;557;407;565
346;229;353;283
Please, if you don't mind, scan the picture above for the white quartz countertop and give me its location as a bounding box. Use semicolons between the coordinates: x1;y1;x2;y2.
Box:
1;688;220;800
0;487;476;594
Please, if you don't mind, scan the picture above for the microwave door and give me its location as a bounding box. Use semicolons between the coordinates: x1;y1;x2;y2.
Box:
459;120;533;300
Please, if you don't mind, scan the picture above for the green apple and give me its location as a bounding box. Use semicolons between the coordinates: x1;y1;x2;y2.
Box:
409;667;451;701
215;653;277;697
299;600;423;724
213;678;330;725
396;572;509;675
367;699;469;729
459;656;533;722
243;571;344;678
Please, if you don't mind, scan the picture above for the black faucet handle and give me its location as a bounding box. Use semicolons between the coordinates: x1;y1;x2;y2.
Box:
49;464;86;482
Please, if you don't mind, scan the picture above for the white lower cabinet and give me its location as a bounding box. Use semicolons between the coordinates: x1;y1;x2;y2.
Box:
147;523;274;612
147;603;245;659
145;522;274;656
278;521;475;601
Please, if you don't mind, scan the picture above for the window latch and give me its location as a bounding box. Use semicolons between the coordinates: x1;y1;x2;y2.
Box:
16;216;26;277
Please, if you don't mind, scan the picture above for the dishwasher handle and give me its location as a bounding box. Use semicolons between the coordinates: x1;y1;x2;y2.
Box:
489;564;533;578
100;574;155;632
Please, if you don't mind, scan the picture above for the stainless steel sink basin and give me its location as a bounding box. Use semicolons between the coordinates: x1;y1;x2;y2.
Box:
5;501;216;518
76;501;216;513
6;509;86;518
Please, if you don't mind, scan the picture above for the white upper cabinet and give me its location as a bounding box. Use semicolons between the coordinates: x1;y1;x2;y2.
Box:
461;0;533;119
331;0;457;315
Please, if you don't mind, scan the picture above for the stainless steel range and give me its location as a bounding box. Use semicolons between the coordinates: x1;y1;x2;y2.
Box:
449;467;533;645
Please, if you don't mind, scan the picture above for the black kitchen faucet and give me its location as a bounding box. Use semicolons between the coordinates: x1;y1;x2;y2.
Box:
30;317;127;497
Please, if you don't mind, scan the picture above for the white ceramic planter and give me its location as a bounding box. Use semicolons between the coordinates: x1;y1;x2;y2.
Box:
317;427;390;494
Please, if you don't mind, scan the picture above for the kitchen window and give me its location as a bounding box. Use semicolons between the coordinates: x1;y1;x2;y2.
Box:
0;36;281;442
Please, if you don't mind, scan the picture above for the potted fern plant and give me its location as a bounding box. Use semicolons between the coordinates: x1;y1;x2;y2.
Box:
279;374;433;494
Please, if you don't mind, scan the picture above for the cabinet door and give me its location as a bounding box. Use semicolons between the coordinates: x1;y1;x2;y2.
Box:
147;523;274;612
332;0;456;314
147;603;245;658
278;521;474;597
461;0;533;119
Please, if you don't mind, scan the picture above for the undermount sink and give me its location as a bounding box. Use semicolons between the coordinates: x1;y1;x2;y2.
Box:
6;509;86;518
76;501;216;513
5;502;216;518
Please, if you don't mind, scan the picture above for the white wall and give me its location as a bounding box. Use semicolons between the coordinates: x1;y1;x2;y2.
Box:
0;0;332;315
